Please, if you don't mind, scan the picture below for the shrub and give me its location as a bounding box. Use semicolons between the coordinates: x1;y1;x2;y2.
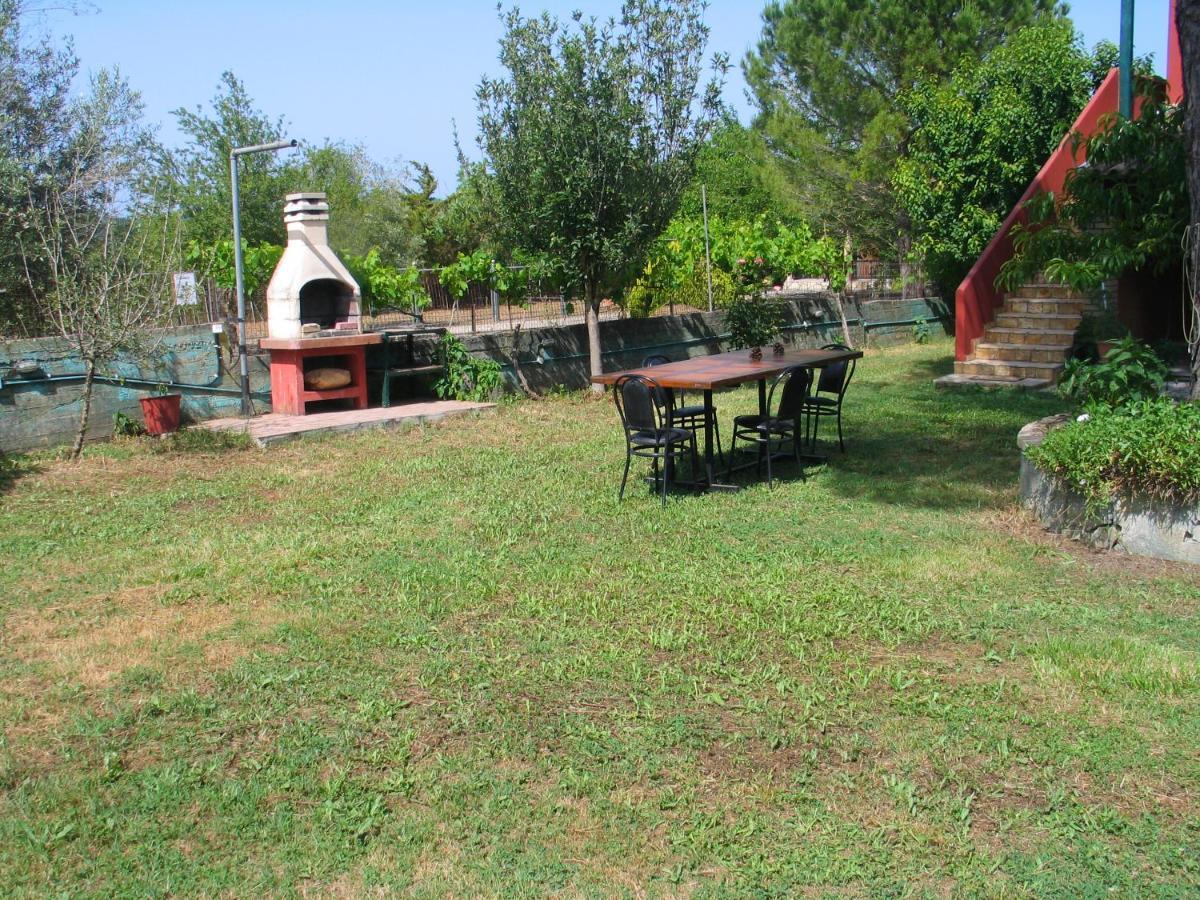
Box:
621;279;661;318
666;264;737;311
1059;337;1168;409
434;334;503;402
724;295;785;349
1026;398;1200;508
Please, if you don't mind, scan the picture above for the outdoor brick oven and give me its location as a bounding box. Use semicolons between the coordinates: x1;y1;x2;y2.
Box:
259;193;380;415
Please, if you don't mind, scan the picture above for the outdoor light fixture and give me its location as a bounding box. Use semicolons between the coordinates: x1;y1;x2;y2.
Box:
231;138;299;416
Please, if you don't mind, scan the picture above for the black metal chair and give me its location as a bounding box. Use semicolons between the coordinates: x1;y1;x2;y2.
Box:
642;354;723;464
726;364;813;487
801;343;857;453
612;374;698;506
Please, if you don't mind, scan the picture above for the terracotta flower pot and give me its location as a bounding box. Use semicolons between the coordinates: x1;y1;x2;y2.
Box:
139;393;182;435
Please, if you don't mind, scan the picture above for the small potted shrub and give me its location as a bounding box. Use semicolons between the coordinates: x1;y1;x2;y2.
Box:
139;383;182;435
725;295;785;360
728;256;785;359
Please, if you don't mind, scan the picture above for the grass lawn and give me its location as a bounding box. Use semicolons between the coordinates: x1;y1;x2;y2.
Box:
1;338;1197;895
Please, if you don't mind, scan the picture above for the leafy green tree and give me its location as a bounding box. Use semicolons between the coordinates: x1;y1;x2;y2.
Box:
20;68;179;457
894;20;1097;293
421;160;502;266
676;118;779;223
478;1;724;388
298;142;421;266
744;0;1066;150
997;97;1187;298
0;0;79;331
744;0;1066;268
169;71;296;247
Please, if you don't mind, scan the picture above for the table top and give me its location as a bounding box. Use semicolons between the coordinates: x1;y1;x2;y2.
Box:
591;347;863;391
259;333;382;351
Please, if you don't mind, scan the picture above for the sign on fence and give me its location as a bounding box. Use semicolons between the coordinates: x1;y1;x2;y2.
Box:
173;272;198;306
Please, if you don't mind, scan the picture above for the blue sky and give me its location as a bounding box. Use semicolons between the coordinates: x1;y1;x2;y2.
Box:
42;0;1174;195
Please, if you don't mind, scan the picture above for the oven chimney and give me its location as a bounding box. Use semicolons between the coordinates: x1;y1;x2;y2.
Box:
265;192;362;340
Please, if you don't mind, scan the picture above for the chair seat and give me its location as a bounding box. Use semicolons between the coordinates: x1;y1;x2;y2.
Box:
630;427;692;448
671;404;715;424
733;414;794;435
802;395;838;409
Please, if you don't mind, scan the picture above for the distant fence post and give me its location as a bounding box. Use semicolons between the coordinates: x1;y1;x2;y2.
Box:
491;288;500;323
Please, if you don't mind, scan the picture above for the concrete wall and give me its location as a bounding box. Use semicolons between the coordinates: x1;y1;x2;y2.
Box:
0;325;270;453
1;292;946;452
453;292;949;395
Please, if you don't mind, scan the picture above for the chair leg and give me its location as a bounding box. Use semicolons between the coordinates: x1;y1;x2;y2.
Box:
765;436;774;488
837;409;845;452
660;451;669;507
725;431;738;480
618;450;631;501
713;415;724;466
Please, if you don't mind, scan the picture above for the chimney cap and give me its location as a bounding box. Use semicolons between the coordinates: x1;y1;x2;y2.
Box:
285;192;328;202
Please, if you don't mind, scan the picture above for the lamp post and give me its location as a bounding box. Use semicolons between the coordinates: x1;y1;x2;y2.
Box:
231;138;298;416
1120;0;1135;118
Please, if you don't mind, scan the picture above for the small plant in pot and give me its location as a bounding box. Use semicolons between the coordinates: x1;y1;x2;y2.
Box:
725;294;785;360
139;382;182;436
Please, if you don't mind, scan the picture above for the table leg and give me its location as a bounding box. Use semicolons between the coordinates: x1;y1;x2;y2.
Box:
758;379;767;417
703;388;715;487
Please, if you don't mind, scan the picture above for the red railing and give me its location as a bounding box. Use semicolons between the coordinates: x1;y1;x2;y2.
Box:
953;68;1122;360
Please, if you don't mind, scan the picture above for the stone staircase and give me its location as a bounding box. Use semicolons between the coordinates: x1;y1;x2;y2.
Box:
936;282;1086;390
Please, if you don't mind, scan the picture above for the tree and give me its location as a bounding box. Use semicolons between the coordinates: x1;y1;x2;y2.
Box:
0;0;78;332
744;0;1067;150
676;118;780;223
478;1;724;390
169;71;295;247
894;20;1097;293
744;0;1067;267
1170;0;1200;395
298;141;421;266
21;69;180;457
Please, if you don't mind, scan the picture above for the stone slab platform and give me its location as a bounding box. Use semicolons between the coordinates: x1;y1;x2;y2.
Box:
200;399;495;447
934;373;1053;391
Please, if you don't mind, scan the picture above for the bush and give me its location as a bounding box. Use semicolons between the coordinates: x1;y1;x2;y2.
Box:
1059;337;1168;409
434;334;503;402
1026;398;1200;508
665;264;737;311
621;279;661;318
724;295;785;350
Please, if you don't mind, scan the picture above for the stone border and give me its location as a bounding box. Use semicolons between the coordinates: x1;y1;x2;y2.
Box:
1018;415;1200;565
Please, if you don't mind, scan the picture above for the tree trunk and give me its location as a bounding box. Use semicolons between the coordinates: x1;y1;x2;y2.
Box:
70;359;96;460
1177;0;1200;397
585;283;603;395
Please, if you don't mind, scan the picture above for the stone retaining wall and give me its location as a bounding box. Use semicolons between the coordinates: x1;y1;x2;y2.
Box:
2;292;947;452
1018;415;1200;565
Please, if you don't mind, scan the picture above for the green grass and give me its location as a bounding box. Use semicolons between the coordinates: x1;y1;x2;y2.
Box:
1;338;1197;896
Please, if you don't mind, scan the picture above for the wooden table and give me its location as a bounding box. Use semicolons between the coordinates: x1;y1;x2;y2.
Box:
591;347;864;491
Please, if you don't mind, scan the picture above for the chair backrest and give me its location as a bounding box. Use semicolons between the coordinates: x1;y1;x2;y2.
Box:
640;355;675;407
613;374;671;435
767;365;813;420
817;343;856;397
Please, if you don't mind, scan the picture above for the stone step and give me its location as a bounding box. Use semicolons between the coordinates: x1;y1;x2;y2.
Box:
983;326;1076;347
934;373;1055;391
992;311;1081;331
956;358;1064;380
1013;283;1089;300
971;342;1071;364
1003;297;1085;315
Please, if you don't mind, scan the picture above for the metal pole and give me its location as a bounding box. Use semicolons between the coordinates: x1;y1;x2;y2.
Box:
701;184;714;313
1120;0;1135;118
231;154;250;417
230;138;297;417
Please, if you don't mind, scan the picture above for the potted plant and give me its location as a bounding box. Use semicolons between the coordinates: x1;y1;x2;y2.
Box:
724;294;785;360
139;383;182;435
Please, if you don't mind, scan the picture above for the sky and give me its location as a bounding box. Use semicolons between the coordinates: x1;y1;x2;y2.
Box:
38;0;1175;195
